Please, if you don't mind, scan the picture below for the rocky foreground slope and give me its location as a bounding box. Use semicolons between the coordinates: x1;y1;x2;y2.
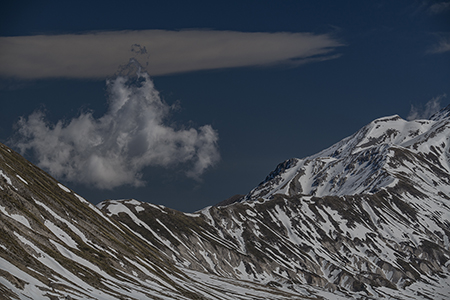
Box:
2;108;450;299
0;142;320;299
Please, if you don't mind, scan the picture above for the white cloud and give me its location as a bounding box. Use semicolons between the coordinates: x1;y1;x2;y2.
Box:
0;29;343;79
407;94;447;120
11;70;220;189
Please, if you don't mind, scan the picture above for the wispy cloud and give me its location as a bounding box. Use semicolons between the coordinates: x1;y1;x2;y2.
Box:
428;35;450;54
0;29;343;79
428;1;450;14
11;70;220;189
427;2;450;53
409;1;450;54
407;94;447;120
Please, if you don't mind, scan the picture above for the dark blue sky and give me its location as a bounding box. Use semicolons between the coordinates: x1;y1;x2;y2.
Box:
1;0;449;212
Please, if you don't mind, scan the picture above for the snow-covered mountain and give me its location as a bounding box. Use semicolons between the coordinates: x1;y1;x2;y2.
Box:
2;107;450;299
248;111;450;200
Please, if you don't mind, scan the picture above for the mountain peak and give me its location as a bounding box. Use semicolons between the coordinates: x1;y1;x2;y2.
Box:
372;114;402;123
246;110;450;201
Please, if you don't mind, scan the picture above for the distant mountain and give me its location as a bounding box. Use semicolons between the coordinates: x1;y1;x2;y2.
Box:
2;107;450;299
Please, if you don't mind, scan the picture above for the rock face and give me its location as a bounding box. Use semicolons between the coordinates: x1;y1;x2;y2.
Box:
2;107;450;299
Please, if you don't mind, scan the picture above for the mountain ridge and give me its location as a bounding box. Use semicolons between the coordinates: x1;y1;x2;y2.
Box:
2;108;450;299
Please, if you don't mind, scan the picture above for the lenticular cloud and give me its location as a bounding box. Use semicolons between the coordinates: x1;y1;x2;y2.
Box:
12;72;220;189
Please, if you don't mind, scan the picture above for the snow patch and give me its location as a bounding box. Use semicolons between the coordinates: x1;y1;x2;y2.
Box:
135;206;145;213
16;174;28;184
57;183;71;193
0;205;31;229
44;220;78;249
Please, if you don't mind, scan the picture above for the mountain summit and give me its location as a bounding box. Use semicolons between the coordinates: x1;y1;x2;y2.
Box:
247;112;450;200
1;108;450;299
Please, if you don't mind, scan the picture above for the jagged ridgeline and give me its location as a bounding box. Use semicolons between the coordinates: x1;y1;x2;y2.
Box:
1;107;450;299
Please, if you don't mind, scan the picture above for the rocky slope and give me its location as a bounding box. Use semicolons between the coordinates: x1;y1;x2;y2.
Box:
1;107;450;299
0;143;320;299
